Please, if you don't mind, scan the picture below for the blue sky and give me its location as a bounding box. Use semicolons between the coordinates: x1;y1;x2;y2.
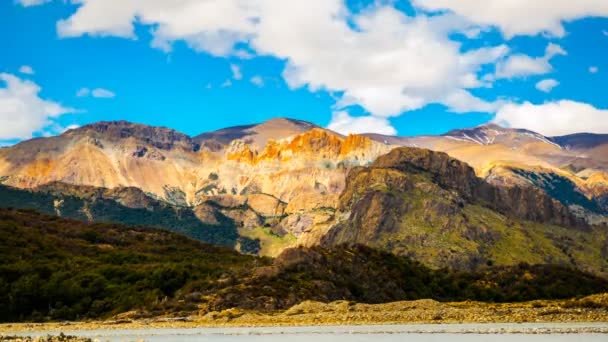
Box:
1;0;607;144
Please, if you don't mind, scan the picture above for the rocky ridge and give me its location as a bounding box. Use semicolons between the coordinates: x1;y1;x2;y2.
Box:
322;147;606;272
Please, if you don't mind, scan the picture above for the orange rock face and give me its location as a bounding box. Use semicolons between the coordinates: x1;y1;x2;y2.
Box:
227;128;379;165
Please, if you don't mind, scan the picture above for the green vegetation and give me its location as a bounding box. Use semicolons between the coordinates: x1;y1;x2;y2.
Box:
513;169;602;213
326;164;608;275
0;185;240;247
208;245;608;311
0;209;606;322
0;208;268;322
238;226;297;257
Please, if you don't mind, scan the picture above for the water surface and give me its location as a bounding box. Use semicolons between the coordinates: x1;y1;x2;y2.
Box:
12;323;608;342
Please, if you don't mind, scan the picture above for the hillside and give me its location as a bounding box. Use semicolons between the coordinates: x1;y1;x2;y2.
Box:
366;124;608;219
0;183;243;248
322;147;608;274
1;209;607;322
0;208;267;322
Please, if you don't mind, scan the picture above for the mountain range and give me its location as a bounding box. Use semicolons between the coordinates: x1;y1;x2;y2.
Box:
0;118;607;273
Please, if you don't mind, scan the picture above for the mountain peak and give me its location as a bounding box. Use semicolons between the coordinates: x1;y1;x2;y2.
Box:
442;123;557;147
68;120;197;151
195;117;319;147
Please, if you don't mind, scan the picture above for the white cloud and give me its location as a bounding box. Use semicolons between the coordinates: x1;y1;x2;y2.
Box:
494;43;566;79
250;75;264;87
76;87;90;97
62;124;80;133
230;64;242;80
19;65;35;75
17;0;50;7
442;89;502;113
411;0;608;38
327;111;397;136
494;100;608;136
77;87;115;98
42;0;608;130
91;88;115;98
221;79;232;88
589;66;599;74
52;0;508;117
535;79;559;93
0;73;74;140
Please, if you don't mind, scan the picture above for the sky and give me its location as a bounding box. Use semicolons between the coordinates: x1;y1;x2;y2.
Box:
1;0;607;145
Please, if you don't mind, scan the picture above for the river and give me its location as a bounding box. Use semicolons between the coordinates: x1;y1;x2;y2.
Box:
7;323;608;341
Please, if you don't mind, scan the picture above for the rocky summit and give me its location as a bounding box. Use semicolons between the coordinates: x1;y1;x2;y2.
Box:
322;147;607;273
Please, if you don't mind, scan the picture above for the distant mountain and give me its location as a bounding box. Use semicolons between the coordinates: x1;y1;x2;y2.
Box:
551;133;608;150
365;124;608;219
194;117;319;148
0;119;389;205
0;118;606;259
366;124;608;171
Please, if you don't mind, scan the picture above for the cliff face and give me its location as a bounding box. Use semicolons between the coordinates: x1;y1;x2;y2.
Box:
370;148;584;228
322;147;605;272
226;128;380;164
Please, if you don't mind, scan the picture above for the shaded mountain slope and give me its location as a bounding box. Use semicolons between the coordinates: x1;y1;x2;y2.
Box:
0;183;242;248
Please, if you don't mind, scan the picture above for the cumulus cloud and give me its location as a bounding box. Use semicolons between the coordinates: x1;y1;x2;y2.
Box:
494;43;566;79
589;66;599;74
535;79;559;93
40;0;608;134
52;0;508;117
0;73;74;140
327;111;397;136
494;100;608;136
411;0;608;38
77;87;115;98
19;65;35;75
